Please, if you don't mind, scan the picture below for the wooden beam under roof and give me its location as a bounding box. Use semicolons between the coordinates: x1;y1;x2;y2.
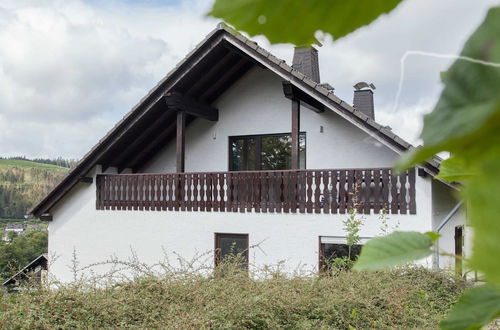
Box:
186;52;238;97
125;120;177;171
200;57;250;101
110;109;176;168
176;110;186;173
291;98;300;170
282;81;325;113
165;92;218;121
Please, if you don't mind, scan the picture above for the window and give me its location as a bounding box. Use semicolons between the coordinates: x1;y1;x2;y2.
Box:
455;226;464;276
229;133;306;171
215;233;249;270
319;236;365;272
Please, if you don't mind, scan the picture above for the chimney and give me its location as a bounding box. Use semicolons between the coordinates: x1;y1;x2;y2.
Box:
292;47;320;83
353;82;376;120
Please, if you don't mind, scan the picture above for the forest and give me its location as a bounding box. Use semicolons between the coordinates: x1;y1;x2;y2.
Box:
0;157;69;219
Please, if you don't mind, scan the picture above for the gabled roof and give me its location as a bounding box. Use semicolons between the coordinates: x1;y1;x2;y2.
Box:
2;253;48;286
30;24;440;218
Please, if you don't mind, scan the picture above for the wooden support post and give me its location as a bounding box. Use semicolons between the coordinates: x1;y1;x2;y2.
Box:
291;99;300;169
176;111;186;173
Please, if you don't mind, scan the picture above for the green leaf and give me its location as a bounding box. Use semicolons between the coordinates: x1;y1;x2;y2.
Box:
353;231;433;271
395;6;500;285
424;231;441;243
440;285;500;330
209;0;403;45
435;157;476;182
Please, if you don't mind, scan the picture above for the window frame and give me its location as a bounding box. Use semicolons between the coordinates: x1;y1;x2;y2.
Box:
228;132;306;171
318;236;369;272
214;233;249;269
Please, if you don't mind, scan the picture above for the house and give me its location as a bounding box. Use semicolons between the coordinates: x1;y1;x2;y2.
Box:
2;254;48;289
30;24;467;282
2;223;26;241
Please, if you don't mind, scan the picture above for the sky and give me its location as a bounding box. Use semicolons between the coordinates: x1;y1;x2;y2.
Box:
0;0;497;159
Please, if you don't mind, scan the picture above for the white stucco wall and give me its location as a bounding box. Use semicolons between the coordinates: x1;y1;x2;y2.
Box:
47;66;443;283
49;165;433;283
431;180;467;271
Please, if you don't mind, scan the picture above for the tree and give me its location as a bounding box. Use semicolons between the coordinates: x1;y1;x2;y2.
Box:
0;230;48;282
209;1;500;328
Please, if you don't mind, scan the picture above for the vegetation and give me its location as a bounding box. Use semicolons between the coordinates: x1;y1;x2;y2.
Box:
0;230;48;283
0;156;76;169
210;1;500;328
0;266;465;329
0;158;68;219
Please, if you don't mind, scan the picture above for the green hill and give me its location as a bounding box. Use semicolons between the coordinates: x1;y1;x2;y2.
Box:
0;159;69;219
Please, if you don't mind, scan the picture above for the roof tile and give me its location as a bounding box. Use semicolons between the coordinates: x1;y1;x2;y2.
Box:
303;77;318;89
267;54;283;65
366;120;384;131
255;46;270;58
279;61;293;72
340;100;355;112
245;39;258;50
394;136;412;148
315;85;330;97
291;69;306;81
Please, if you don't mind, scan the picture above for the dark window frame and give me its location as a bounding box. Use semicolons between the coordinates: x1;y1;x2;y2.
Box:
318;236;363;272
214;233;249;269
228;132;306;171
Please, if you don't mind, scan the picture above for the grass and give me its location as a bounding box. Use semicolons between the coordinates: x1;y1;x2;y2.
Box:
0;266;467;329
0;159;66;170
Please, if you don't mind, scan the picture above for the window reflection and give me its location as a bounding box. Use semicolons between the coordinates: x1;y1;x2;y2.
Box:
229;133;305;171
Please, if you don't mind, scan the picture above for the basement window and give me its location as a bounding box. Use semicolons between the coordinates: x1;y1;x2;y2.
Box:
319;236;366;272
215;233;249;270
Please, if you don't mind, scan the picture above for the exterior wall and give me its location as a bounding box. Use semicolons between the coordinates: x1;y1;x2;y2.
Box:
431;180;467;271
48;164;433;283
47;67;444;283
144;67;398;173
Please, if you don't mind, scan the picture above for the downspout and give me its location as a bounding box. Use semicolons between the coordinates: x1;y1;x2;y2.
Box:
433;201;463;269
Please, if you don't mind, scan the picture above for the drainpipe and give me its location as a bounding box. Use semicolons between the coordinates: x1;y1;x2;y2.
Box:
433;201;463;269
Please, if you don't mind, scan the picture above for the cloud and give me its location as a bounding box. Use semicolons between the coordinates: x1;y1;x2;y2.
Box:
0;0;496;158
0;0;216;158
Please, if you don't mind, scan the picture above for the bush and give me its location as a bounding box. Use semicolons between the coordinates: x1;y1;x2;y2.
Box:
0;266;467;329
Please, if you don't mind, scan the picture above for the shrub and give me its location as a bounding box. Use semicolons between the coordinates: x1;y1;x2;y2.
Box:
0;266;467;329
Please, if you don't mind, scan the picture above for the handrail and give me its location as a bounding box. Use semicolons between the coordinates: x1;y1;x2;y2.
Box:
96;168;417;215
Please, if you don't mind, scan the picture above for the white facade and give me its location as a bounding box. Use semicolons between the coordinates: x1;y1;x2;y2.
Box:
47;67;464;283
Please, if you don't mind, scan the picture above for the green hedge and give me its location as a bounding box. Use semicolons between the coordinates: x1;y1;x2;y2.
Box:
0;267;466;329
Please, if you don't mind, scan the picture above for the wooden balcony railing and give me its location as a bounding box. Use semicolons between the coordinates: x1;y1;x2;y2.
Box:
96;168;416;215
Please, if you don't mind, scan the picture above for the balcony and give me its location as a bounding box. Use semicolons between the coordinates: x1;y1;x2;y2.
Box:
96;168;416;215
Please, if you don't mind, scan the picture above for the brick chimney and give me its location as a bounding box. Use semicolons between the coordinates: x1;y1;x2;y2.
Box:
353;82;376;120
292;47;320;83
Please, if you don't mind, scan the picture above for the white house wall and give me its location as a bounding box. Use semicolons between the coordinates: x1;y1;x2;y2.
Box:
47;66;439;283
48;165;433;283
144;67;398;173
431;180;467;271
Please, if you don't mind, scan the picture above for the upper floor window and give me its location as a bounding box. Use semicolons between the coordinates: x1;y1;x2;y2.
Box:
229;133;306;171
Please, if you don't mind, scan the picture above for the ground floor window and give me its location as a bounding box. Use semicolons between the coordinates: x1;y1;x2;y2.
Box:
319;236;365;272
215;233;249;270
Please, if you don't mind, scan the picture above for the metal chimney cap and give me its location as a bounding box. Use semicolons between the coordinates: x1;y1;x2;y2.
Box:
354;82;376;91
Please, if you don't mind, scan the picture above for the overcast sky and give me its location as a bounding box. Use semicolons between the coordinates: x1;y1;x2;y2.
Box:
0;0;497;159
